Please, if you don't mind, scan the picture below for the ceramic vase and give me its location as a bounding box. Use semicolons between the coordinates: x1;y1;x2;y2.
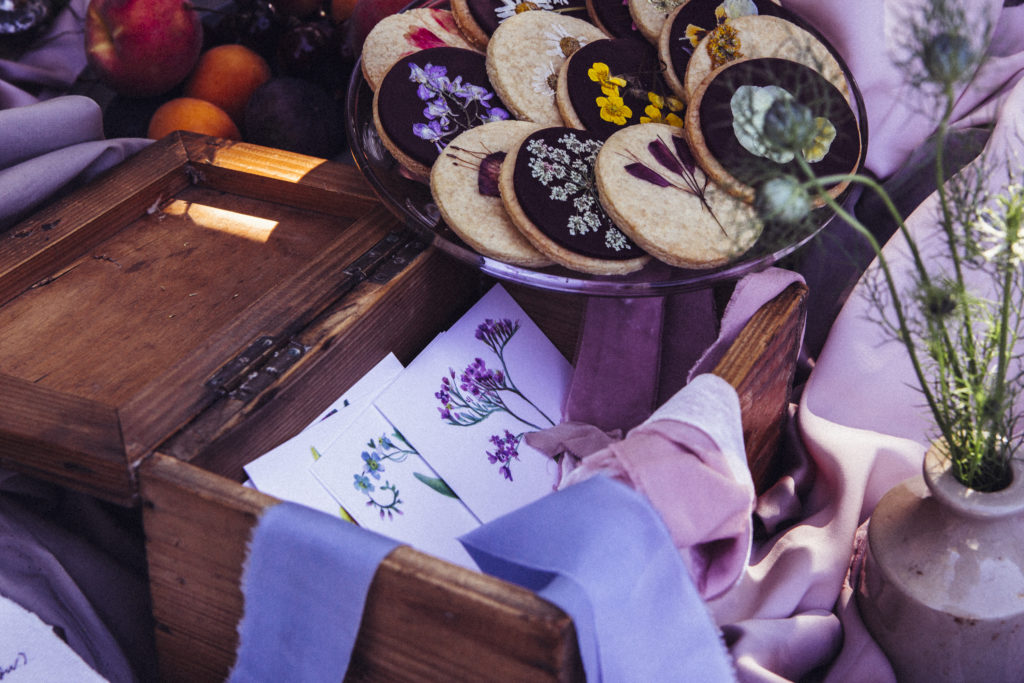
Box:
857;442;1024;682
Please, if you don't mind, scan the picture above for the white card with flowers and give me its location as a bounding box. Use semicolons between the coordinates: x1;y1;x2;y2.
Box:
368;284;571;523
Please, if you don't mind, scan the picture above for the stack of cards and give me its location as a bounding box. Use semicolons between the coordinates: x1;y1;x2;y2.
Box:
243;285;572;568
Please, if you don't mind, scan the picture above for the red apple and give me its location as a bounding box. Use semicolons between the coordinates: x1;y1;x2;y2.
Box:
344;0;411;56
85;0;203;97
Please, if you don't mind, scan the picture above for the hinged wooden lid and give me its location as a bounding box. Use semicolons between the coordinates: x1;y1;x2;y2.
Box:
0;132;416;505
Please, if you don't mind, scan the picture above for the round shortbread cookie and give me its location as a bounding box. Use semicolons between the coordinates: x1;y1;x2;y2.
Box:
586;0;643;38
656;0;786;101
628;0;685;44
685;56;861;203
498;126;650;274
430;120;553;267
361;9;478;91
452;0;592;49
373;47;512;180
680;14;848;103
556;37;679;137
595;123;763;268
485;10;608;126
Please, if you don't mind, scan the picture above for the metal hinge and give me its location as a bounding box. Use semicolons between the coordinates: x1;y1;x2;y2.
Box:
203;229;426;401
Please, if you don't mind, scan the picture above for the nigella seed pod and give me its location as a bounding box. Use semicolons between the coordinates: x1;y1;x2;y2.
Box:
922;32;975;85
762;97;817;153
755;176;812;225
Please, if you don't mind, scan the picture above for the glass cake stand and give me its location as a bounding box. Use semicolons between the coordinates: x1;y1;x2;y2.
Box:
344;0;868;297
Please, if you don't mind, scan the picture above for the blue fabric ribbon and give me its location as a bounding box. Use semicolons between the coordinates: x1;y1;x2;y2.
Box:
229;502;400;682
460;476;736;682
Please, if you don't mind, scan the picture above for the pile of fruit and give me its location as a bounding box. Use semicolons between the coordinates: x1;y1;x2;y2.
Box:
88;0;410;158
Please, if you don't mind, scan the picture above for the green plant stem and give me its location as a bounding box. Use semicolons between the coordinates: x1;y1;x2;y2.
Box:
796;160;953;441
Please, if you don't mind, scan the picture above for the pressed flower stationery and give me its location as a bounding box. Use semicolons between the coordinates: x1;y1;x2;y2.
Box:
371;284;571;522
245;284;572;565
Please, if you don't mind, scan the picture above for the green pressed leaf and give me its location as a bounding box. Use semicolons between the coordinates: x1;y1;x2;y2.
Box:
414;472;459;499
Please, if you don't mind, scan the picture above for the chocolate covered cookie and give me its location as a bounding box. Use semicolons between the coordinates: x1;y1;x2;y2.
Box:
499;126;650;274
585;0;642;39
595;123;762;268
431;120;553;267
452;0;591;49
361;9;478;91
656;0;786;101
685;56;861;203
679;13;848;103
373;47;512;180
485;10;608;126
556;37;680;137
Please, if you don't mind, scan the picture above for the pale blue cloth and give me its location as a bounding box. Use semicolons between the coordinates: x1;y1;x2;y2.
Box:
229;502;400;682
461;475;737;682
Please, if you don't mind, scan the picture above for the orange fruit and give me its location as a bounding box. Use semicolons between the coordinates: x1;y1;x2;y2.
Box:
183;44;272;126
147;97;242;140
330;0;358;22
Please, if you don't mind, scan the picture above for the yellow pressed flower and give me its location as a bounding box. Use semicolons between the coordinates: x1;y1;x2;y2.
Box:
641;103;662;124
648;91;665;109
685;24;705;48
597;94;631;125
588;62;626;95
588;61;611;83
707;22;741;69
666;96;684;112
665;112;684;127
802;117;837;162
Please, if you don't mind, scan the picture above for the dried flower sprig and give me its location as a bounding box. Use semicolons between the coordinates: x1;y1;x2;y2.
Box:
753;0;1022;491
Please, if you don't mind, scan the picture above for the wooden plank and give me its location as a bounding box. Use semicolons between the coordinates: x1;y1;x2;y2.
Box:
0;134;190;309
712;281;808;493
140;453;583;682
179;133;380;219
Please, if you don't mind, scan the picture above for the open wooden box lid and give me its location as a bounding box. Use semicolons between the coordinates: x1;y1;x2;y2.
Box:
0;132;451;506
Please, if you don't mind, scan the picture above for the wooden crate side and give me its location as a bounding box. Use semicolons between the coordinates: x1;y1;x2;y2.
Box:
0;374;132;504
141;453;583;682
712;281;808;493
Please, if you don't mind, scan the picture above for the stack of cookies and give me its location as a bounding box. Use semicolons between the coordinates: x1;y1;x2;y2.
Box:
361;0;862;276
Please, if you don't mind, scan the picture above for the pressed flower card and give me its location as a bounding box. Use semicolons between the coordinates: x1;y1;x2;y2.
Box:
311;404;480;569
372;285;571;522
243;353;404;516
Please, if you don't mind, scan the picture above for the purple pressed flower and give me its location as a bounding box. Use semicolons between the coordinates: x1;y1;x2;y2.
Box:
625;162;671;187
478;152;506;197
455;82;493;104
481;106;510;123
648;138;685;176
423;96;451;121
413;119;446;147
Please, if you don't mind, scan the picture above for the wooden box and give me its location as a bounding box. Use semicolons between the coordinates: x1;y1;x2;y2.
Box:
0;133;807;681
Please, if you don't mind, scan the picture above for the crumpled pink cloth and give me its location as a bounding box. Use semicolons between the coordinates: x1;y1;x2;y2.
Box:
530;374;756;601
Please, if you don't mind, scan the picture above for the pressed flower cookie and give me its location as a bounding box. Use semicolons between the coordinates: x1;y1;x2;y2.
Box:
595;122;763;268
451;0;591;50
485;10;608;126
360;8;479;91
678;13;849;103
373;46;512;180
556;37;680;138
628;0;685;44
685;56;861;203
586;0;643;38
656;0;787;101
499;126;650;274
430;120;553;267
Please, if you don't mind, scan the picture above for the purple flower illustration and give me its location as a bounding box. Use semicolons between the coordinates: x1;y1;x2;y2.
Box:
435;318;555;481
487;430;522;481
